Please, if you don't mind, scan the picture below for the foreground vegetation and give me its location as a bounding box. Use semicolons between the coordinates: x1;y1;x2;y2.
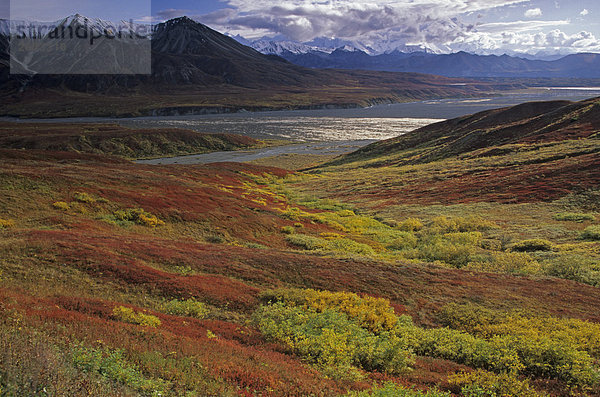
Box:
1;98;600;395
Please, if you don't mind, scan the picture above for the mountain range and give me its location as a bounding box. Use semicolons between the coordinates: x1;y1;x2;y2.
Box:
0;15;507;118
250;43;600;79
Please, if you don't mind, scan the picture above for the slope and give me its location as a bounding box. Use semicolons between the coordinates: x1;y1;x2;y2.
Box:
0;122;260;159
329;97;600;168
2;148;600;395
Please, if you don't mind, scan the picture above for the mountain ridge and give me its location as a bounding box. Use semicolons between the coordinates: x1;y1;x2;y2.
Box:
255;45;600;78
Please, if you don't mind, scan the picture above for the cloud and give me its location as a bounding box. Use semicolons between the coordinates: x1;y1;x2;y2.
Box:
451;28;600;55
524;8;542;17
580;9;589;16
155;0;600;55
195;0;530;42
156;9;190;20
476;19;569;33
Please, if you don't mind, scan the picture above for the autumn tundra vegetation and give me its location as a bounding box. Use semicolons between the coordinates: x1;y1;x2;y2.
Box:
1;97;600;396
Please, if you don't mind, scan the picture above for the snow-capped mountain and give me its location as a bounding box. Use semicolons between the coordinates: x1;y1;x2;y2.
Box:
250;40;322;55
244;36;446;56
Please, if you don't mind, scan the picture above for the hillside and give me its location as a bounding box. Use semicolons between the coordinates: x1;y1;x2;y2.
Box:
0;122;260;159
0;17;511;118
329;97;600;168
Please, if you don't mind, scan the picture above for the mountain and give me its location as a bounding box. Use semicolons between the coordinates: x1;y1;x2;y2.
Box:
150;17;326;87
246;36;443;56
0;15;509;118
260;46;600;78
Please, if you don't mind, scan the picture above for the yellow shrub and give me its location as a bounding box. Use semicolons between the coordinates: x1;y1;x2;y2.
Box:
0;219;15;229
398;218;424;232
73;191;96;203
52;201;70;211
112;306;161;327
113;208;165;228
320;232;345;239
261;288;399;334
336;209;356;217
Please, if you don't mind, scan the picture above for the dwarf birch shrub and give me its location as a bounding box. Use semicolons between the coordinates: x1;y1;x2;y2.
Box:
259;288;399;334
253;302;413;377
449;369;547;397
347;382;451;396
0;219;15;229
581;225;600;240
161;298;208;319
113;208;165;227
112;306;161;328
71;344;170;394
553;212;595;222
510;239;554;252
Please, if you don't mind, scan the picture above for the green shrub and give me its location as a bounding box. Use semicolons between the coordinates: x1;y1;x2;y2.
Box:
416;236;477;267
581;225;600;240
71;344;170;394
281;225;295;234
449;370;546;397
326;238;375;255
347;382;451;396
286;234;375;255
112;306;161;328
387;231;418;250
544;254;600;286
399;324;523;373
253;302;413;377
553;212;596;222
437;303;600;386
337;209;356;217
286;234;329;250
204;233;225;243
510;239;554;252
161;298;209;318
444;231;482;246
465;252;541;275
429;216;497;233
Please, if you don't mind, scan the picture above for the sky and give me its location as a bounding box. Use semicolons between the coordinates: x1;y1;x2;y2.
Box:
4;0;600;56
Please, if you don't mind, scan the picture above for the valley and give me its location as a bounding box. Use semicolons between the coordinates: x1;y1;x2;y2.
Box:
1;96;600;396
2;11;600;397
